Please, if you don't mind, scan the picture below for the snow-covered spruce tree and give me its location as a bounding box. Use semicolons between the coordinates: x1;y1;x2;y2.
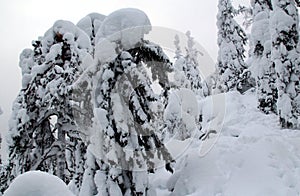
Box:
163;88;200;141
1;51;36;193
164;34;202;140
249;0;277;114
79;8;174;196
80;46;175;195
4;20;92;193
271;0;300;128
172;35;190;90
172;32;205;97
216;0;248;92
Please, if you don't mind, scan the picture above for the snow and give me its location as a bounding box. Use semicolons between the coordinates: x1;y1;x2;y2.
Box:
4;7;300;196
77;13;106;40
270;9;294;35
19;49;34;88
3;171;74;196
5;90;300;195
95;8;151;49
19;49;34;75
43;20;91;54
45;43;62;62
94;38;117;63
164;88;199;140
154;90;300;195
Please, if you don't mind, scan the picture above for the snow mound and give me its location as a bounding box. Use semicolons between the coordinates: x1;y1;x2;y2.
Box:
3;171;74;196
95;8;151;49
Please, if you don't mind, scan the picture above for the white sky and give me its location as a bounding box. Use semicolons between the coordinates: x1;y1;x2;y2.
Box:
0;0;248;158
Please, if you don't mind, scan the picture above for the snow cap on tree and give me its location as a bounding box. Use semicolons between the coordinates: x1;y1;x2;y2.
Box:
95;8;151;50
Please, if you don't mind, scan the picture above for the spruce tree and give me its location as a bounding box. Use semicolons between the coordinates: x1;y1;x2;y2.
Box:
271;0;300;128
79;40;174;195
172;32;204;96
4;20;92;193
249;0;277;114
216;0;248;92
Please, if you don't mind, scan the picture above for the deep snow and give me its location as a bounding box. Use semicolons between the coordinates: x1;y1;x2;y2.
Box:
154;90;300;196
3;90;300;195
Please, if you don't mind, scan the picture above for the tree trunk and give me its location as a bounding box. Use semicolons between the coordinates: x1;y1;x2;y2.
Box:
57;117;66;181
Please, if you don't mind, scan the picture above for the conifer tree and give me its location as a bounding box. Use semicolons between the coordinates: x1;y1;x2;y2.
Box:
249;0;276;113
172;32;204;96
3;20;92;193
216;0;248;92
271;0;300;128
79;40;174;196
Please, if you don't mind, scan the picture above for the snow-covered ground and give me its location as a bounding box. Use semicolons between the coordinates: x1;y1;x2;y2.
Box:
4;90;300;195
153;90;300;196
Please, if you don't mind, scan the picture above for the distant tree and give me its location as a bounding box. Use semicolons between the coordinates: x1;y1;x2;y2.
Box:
174;34;182;60
172;32;205;96
248;0;277;114
172;35;190;90
216;0;248;92
271;0;300;128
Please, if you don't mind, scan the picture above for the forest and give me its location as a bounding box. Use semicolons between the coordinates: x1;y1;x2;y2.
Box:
0;0;300;195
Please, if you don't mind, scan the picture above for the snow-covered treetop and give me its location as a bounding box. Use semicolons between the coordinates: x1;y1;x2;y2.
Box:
77;13;106;37
77;13;106;46
18;20;93;88
95;8;152;49
43;20;92;54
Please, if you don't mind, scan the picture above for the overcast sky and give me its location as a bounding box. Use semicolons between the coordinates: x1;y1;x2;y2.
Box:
0;0;249;157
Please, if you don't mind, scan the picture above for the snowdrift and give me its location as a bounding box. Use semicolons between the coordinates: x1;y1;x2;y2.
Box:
3;171;74;196
154;90;300;195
